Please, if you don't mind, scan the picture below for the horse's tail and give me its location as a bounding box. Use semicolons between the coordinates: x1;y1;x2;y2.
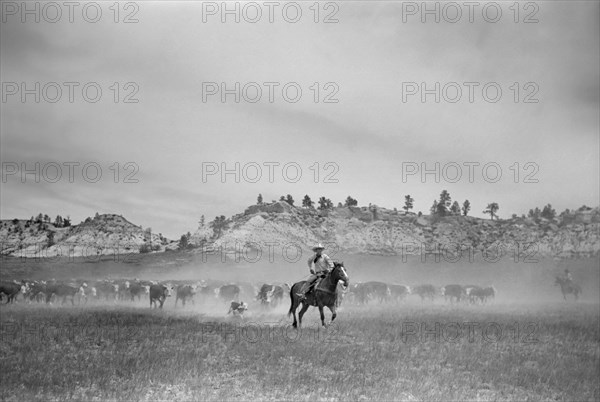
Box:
287;285;295;317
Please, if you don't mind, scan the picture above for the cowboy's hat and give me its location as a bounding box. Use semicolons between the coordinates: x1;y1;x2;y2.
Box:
312;243;325;251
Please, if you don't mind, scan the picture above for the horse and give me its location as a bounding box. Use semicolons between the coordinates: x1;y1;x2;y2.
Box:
288;262;349;328
555;276;582;301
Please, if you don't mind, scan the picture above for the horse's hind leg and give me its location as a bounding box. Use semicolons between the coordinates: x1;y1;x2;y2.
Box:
289;293;299;328
290;298;298;328
292;308;298;328
297;303;310;329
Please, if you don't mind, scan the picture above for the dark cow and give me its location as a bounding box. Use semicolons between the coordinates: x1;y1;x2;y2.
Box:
126;282;150;301
195;282;215;302
484;286;496;302
175;284;198;307
44;283;86;305
227;301;248;316
117;280;132;301
388;284;411;303
66;280;89;304
412;284;437;302
149;284;172;309
361;281;390;304
464;285;483;304
441;284;466;304
0;281;27;304
216;284;240;302
257;284;285;306
348;283;368;305
470;286;496;304
238;282;258;301
93;281;119;301
25;281;48;303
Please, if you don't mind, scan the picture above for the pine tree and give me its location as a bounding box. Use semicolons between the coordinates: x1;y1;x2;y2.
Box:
403;195;414;212
483;203;500;220
437;190;451;216
302;195;314;208
178;234;188;250
462;200;471;216
210;216;229;238
344;196;358;207
430;200;438;215
318;197;333;210
450;201;461;215
541;204;556;220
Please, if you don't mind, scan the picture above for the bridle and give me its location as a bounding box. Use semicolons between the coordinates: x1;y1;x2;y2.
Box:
315;264;348;295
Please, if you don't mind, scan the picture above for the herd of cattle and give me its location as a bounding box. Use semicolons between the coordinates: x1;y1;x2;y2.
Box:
344;283;495;305
0;278;496;313
0;279;294;311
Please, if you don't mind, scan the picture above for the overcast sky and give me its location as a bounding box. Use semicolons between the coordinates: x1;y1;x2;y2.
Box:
1;1;598;238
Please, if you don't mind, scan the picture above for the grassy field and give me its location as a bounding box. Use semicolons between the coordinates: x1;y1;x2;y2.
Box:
1;254;598;400
1;301;598;401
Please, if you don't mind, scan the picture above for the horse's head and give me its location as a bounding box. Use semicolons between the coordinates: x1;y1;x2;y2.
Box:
331;261;349;289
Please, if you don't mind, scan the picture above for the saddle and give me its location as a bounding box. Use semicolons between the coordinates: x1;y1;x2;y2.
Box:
306;273;328;296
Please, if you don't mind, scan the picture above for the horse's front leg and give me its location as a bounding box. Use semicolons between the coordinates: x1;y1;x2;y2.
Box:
328;305;337;324
318;304;326;327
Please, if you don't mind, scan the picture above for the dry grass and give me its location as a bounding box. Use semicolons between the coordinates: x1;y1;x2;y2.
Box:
1;302;598;401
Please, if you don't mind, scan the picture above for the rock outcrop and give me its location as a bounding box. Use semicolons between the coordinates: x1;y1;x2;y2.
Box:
191;202;600;260
0;214;176;258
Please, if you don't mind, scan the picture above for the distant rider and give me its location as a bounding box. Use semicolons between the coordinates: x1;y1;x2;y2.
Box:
296;243;334;300
564;268;573;283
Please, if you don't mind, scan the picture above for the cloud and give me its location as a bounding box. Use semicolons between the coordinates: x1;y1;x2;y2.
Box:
1;1;598;238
